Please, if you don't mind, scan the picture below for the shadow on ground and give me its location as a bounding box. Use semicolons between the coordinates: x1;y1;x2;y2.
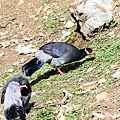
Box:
30;57;95;86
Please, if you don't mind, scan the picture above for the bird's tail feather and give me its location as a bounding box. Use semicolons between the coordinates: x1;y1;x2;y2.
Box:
22;57;44;76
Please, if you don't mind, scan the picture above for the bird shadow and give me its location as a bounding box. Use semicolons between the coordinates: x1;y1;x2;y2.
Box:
30;57;95;86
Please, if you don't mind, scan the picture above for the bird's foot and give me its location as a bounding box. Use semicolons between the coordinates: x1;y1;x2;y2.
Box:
57;68;66;75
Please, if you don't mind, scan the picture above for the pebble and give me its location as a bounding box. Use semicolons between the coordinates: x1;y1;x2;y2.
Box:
8;68;14;73
65;20;74;28
112;69;120;79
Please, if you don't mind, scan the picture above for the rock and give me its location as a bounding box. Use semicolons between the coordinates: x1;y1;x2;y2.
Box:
98;79;106;84
59;17;66;22
65;20;74;28
56;107;65;120
60;31;71;41
0;41;10;48
112;69;120;79
7;68;14;73
111;64;118;69
81;81;99;90
39;32;45;37
17;44;37;55
110;114;120;119
0;31;8;36
92;111;105;119
96;92;109;101
86;66;96;73
46;100;53;105
18;0;24;5
22;37;32;41
0;51;4;57
79;78;84;82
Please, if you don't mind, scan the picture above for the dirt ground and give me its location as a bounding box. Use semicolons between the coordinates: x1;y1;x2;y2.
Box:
0;0;120;119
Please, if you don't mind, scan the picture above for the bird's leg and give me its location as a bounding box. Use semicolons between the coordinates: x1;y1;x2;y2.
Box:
57;68;66;75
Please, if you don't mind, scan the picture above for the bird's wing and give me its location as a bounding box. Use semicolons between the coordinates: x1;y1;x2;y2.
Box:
40;43;66;58
1;83;9;104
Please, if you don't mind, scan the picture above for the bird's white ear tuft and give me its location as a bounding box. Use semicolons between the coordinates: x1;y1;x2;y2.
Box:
20;85;27;89
85;48;90;54
85;48;93;54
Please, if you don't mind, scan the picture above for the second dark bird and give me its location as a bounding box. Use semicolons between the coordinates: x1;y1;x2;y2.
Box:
1;75;32;120
22;42;93;76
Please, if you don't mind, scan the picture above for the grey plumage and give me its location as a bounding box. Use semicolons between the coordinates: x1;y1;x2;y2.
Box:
22;42;93;76
1;75;31;120
4;81;25;120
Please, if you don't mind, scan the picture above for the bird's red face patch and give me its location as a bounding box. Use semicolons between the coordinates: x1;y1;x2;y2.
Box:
86;48;93;54
20;87;24;91
20;85;27;91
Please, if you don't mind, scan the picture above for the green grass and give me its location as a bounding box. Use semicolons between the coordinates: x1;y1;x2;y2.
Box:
39;5;69;34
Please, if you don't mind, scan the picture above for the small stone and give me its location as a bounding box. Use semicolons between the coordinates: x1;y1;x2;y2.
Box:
22;37;31;41
0;51;4;57
98;79;106;84
111;64;117;69
60;31;71;41
96;92;109;101
46;100;53;105
112;69;120;79
8;68;14;73
18;22;24;28
79;78;84;82
1;41;10;48
86;66;96;73
81;81;99;90
18;0;24;5
17;44;37;55
65;20;74;28
31;92;37;97
39;32;45;37
110;114;120;119
92;111;105;119
59;17;66;22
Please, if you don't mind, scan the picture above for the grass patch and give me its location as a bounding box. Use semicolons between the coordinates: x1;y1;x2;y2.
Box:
33;106;57;120
0;33;120;120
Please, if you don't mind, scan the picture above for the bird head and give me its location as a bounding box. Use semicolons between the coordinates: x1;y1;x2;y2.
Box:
85;48;93;55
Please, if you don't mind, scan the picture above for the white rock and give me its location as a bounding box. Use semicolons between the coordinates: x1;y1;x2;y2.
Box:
60;31;71;41
79;77;84;82
110;114;120;119
98;79;106;84
86;66;96;73
8;68;14;73
65;21;74;28
39;32;45;37
112;69;120;79
96;92;109;101
0;51;4;57
0;41;10;48
18;0;24;5
22;37;31;41
92;111;105;119
17;44;37;55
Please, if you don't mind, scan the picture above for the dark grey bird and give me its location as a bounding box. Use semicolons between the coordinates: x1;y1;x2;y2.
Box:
1;75;31;120
22;42;93;76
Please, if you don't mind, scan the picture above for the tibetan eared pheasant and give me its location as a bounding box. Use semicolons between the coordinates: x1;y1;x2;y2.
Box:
1;75;31;120
22;42;93;76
